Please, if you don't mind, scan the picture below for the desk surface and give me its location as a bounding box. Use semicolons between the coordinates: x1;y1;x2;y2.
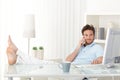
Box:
75;64;120;77
4;62;120;78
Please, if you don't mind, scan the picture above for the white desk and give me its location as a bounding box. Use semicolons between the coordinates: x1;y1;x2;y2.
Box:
4;63;120;80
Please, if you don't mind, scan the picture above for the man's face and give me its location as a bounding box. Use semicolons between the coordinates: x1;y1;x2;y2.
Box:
83;30;94;45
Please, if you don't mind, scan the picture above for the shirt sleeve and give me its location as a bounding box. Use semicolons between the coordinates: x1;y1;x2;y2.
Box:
95;45;104;58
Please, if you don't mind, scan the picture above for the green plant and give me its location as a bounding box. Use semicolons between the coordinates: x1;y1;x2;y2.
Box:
39;46;44;50
33;47;37;50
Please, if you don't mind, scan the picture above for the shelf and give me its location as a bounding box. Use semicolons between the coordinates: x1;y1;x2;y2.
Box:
94;39;105;44
84;13;120;45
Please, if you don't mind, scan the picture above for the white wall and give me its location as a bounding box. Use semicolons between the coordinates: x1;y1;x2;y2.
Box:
33;0;86;59
0;0;4;79
86;0;120;13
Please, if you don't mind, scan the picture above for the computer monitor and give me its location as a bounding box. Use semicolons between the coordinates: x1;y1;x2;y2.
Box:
102;28;120;64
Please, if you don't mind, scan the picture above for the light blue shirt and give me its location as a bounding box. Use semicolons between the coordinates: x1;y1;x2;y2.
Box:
72;42;103;65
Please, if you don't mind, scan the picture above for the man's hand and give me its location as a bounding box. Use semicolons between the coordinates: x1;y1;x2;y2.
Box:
79;37;85;46
91;56;103;64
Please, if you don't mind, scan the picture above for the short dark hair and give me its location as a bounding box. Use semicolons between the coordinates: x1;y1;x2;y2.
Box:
81;24;95;35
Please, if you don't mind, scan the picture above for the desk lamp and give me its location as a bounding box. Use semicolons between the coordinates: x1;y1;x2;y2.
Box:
23;15;35;55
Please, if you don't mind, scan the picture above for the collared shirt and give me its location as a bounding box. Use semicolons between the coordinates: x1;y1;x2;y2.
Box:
72;42;104;65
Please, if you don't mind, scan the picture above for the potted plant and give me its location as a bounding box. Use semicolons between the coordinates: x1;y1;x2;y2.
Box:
32;46;38;57
33;47;37;50
37;46;44;60
39;46;44;50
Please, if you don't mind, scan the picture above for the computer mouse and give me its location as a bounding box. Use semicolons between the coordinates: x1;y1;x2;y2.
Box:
106;64;114;68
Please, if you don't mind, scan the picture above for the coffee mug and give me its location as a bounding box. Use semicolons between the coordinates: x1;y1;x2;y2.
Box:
59;61;71;73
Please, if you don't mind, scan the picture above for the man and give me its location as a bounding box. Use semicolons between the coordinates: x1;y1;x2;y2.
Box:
66;24;103;64
6;24;103;80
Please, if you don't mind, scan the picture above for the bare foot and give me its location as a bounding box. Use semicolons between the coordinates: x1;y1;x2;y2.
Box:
8;35;18;53
6;35;18;65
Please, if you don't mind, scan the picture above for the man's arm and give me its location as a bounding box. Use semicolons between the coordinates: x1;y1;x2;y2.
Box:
66;38;84;62
65;47;79;62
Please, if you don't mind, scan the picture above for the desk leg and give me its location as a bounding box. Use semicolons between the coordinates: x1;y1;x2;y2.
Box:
8;77;13;80
27;77;32;80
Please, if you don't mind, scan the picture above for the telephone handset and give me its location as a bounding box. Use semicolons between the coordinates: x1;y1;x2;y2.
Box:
81;37;86;46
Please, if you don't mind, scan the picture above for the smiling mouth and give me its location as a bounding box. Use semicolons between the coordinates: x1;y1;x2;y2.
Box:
85;40;93;44
86;40;92;42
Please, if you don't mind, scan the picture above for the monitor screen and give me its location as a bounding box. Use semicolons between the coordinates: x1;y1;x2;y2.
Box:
102;28;120;64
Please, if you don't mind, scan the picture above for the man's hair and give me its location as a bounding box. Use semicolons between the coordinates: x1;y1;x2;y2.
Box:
81;24;95;35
